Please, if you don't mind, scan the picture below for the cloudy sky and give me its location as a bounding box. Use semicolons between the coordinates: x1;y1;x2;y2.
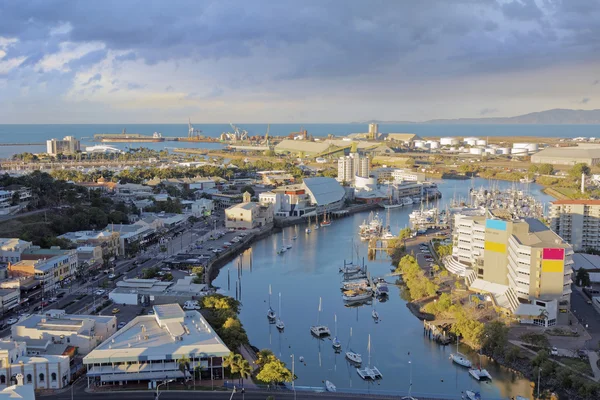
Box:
1;0;599;123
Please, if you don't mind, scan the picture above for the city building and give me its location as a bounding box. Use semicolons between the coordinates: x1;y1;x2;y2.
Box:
58;230;121;258
274;140;331;156
12;310;117;356
76;246;103;271
0;340;70;390
0;288;19;316
446;212;573;325
531;146;600;166
182;198;214;217
256;170;295;185
11;247;77;291
83;304;230;385
211;193;243;210
109;277;210;305
225;192;273;230
337;153;370;184
103;222;160;255
301;177;346;212
368;123;379;140
259;186;313;218
0;374;35;400
550;200;600;251
0;239;32;264
46;136;80;156
0;187;32;211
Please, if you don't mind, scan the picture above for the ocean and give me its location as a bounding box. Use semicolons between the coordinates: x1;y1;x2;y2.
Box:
1;123;600;159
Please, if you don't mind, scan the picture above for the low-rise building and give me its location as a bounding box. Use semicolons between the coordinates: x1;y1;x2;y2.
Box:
0;239;32;264
0;340;70;390
76;246;103;271
105;222;160;255
113;183;154;199
225;192;273;230
259;186;313;218
302;177;345;212
183;198;214;217
12;310;116;355
109;277;210;305
58;230;121;258
0;288;19;316
0;374;35;400
83;304;230;385
11;247;77;291
531;146;600;166
212;193;242;210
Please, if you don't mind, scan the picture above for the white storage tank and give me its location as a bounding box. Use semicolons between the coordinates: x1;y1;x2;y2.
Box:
414;140;426;149
512;143;538;153
448;146;457;152
498;147;510;155
441;137;460;146
476;139;487;146
484;148;496;155
464;137;479;146
427;140;440;149
511;148;529;155
469;147;484;155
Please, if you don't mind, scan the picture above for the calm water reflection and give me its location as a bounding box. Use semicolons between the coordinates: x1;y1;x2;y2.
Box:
213;179;550;399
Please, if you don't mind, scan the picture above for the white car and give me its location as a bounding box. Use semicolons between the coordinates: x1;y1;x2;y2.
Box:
6;318;18;325
551;347;559;356
183;301;200;310
48;297;58;303
223;242;232;246
95;289;106;296
108;273;116;279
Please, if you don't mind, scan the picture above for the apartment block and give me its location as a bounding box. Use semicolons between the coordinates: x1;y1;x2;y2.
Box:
337;153;370;184
446;212;573;325
46;136;80;155
550;200;600;251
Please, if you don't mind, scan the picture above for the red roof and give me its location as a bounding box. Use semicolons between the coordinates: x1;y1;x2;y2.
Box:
552;200;600;205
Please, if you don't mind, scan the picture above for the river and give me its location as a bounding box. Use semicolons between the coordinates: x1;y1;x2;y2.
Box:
212;178;555;399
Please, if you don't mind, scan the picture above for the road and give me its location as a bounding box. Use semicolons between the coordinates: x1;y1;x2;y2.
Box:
571;286;600;349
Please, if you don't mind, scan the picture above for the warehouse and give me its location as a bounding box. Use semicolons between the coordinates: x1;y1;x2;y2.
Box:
531;146;600;166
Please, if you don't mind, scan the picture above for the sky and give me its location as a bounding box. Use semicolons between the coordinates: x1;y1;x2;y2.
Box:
1;0;600;123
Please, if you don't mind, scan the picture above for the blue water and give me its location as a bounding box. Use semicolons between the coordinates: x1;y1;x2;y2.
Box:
212;178;551;399
1;123;599;159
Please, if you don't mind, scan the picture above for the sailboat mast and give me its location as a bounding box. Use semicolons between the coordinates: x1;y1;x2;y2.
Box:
269;284;272;308
317;297;322;325
279;292;282;320
367;334;371;368
334;314;337;336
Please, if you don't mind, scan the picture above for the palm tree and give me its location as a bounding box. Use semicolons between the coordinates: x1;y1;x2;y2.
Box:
178;356;191;380
255;349;274;367
223;352;240;376
238;359;252;387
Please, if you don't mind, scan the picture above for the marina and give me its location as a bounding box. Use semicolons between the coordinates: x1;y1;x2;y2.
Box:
212;177;551;398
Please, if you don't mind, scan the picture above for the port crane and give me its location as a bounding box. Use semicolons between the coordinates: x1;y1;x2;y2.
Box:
221;123;248;141
188;119;202;138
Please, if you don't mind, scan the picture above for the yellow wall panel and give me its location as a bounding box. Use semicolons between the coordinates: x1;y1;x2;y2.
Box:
542;260;564;273
484;241;506;253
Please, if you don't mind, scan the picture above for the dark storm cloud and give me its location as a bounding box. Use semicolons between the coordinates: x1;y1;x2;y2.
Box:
1;0;600;93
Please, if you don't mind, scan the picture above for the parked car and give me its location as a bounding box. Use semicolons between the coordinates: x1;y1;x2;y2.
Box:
112;308;120;314
183;300;200;310
6;318;18;325
551;347;559;356
148;310;155;315
95;289;106;296
118;322;127;329
108;273;116;279
48;297;58;303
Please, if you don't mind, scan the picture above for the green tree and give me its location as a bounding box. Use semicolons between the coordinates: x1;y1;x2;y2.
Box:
178;356;190;379
576;268;591;287
240;185;255;196
528;164;539;174
482;321;509;357
223;352;242;376
255;349;275;367
538;163;554;175
569;163;591;179
238;359;253;386
256;359;293;385
398;227;412;241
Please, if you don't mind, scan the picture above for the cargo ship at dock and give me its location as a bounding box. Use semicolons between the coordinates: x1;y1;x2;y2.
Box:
94;129;165;143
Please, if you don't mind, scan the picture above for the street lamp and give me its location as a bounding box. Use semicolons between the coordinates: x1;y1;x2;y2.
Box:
155;378;174;399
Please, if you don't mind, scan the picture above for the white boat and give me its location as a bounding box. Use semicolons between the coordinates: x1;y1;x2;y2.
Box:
465;390;481;400
356;335;382;380
267;285;276;322
332;314;341;351
345;327;362;365
341;279;369;291
402;197;414;206
520;177;534;183
339;263;361;274
305;227;311;234
277;247;286;254
375;282;389;297
450;336;472;368
412;196;422;203
469;368;492;381
310;297;330;337
275;292;285;331
292;236;297;240
325;380;336;392
372;309;379;321
383;203;403;209
342;288;373;302
286;243;292;249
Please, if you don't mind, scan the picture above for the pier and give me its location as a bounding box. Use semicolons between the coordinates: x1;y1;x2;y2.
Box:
423;320;452;345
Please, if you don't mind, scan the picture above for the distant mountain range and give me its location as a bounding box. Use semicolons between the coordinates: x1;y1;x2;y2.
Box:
355;108;600;125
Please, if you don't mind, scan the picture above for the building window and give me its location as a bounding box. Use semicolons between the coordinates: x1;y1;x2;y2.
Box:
26;374;32;383
51;373;57;382
39;373;44;382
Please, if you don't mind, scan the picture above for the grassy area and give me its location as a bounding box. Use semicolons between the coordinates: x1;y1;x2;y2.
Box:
556;356;594;376
548;187;584;199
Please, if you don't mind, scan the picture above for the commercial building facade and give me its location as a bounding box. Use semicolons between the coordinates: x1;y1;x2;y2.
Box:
550;200;600;251
83;304;230;386
225;192;273;230
10;247;77;291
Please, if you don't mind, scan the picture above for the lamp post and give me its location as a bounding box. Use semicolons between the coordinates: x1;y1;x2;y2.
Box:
229;385;236;400
537;367;542;399
290;354;296;400
155;378;174;400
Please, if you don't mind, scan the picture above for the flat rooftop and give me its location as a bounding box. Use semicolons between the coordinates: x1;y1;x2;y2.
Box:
513;218;570;248
84;304;229;364
15;312;114;333
572;253;600;271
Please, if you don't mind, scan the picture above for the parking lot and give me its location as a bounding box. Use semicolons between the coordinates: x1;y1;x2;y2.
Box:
99;303;149;329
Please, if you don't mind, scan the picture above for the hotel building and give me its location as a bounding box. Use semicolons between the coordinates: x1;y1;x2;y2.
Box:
549;200;600;252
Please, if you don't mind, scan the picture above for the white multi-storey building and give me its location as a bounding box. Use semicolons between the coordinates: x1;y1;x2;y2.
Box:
550;200;600;252
337;153;370;184
0;239;32;264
